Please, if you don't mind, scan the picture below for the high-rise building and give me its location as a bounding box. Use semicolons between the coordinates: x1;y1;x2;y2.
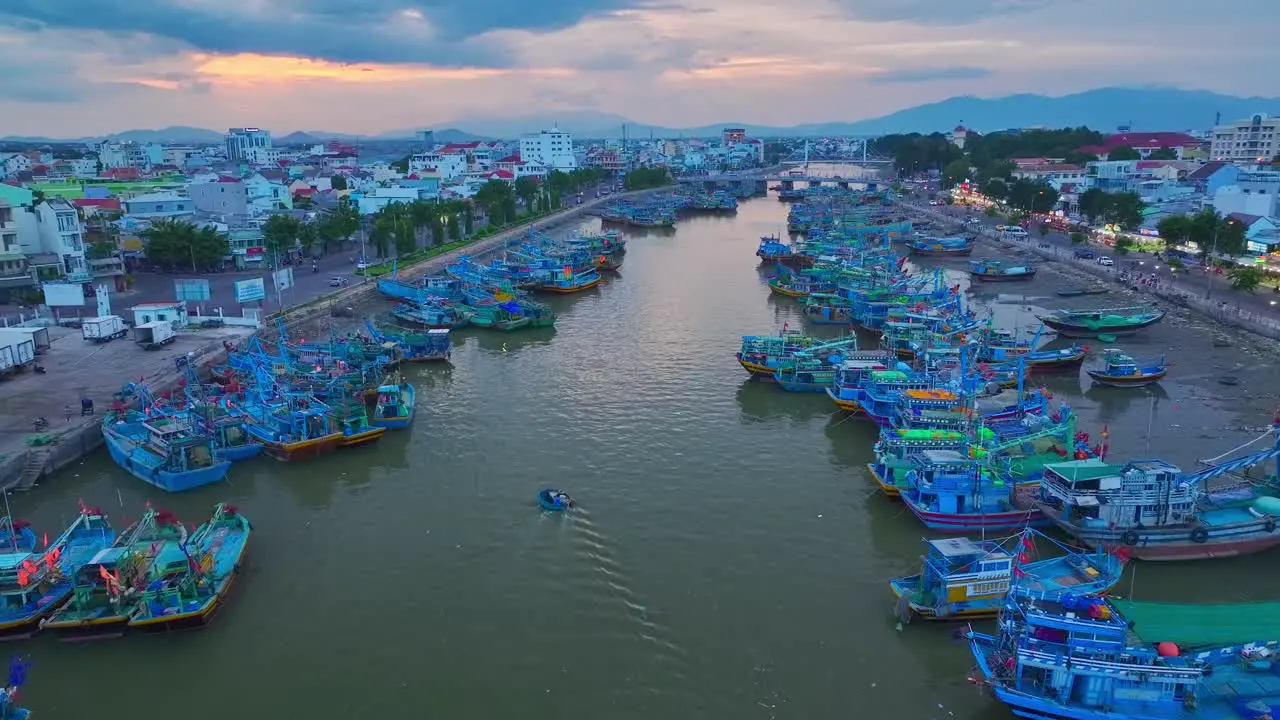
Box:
1209;113;1280;162
519;128;576;170
225;128;272;161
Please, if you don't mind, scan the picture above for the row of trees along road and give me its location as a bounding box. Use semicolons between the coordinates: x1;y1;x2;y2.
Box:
1075;188;1146;231
1155;209;1248;258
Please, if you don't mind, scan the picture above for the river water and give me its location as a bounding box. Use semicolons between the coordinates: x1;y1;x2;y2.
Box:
20;186;1280;719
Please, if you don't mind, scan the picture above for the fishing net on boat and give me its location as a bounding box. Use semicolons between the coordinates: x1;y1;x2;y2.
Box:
1110;599;1280;648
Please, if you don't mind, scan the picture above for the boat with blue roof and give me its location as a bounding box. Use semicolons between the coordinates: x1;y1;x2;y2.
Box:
0;507;114;639
889;527;1123;621
909;236;974;256
969;578;1280;720
1086;348;1168;387
899;449;1047;532
367;323;451;363
969;258;1036;282
371;382;416;429
102;411;231;492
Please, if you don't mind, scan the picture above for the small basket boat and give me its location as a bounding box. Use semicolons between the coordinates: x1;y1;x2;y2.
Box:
537;489;573;511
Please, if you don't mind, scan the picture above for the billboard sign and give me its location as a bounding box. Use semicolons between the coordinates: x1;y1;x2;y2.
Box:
174;278;211;301
234;278;266;303
273;267;294;292
41;282;86;307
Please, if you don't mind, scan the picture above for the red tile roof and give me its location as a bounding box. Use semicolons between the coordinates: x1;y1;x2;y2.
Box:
440;142;481;154
1228;212;1264;226
216;174;241;183
293;187;315;197
102;167;142;180
484;169;515;180
1018;163;1083;173
496;153;521;164
1101;132;1202;150
1187;161;1229;180
72;198;122;211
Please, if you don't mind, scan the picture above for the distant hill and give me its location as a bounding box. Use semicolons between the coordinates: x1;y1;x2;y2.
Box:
3;87;1277;144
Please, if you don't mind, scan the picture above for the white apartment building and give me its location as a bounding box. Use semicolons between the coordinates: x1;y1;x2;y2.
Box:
225;128;272;162
32;199;89;282
98;141;148;169
0;153;32;179
519;129;577;171
409;152;467;180
1213;170;1280;218
1210;113;1280;162
247;147;283;165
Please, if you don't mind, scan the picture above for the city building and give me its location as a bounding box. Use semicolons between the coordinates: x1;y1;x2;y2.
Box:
950;125;969;149
244;173;292;213
225;128;272;162
1209;113;1280;162
33;198;89;282
1213;170;1280;218
121;192;194;220
409;151;467;180
519;129;577;171
722;128;746;146
0;153;32;178
1011;163;1090;190
1185;161;1242;196
97;141;149;169
188;176;249;216
1078;132;1204;160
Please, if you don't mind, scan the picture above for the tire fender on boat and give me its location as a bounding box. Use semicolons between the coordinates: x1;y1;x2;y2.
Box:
1190;527;1209;544
1266;519;1277;534
1121;530;1140;546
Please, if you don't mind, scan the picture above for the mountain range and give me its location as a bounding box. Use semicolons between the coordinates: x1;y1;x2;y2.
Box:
4;87;1277;144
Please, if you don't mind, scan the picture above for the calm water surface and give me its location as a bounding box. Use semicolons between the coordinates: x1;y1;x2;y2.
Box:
22;192;1280;719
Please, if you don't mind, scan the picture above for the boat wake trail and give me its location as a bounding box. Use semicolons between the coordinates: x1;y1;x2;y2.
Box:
565;509;696;703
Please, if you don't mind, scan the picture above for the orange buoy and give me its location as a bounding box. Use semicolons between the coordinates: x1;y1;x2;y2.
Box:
1157;642;1180;657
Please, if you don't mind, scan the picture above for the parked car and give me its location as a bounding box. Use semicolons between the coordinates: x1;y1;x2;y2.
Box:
1074;249;1097;259
329;277;349;287
1097;256;1115;267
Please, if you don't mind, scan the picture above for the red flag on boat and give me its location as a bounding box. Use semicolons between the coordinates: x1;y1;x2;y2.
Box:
42;533;48;548
782;321;789;332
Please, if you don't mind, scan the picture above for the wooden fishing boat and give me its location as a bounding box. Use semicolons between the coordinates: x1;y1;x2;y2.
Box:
909;236;973;256
334;402;386;448
594;253;624;272
900;449;1047;532
1037;424;1280;560
0;508;114;640
801;293;855;325
736;332;821;379
232;395;344;462
968;259;1035;282
772;357;838;393
969;586;1280;720
1036;305;1165;338
1056;285;1109;297
1086;349;1167;387
102;412;231;492
537;267;602;293
371;383;416;429
825;354;895;412
538;489;573;511
42;507;189;641
389;301;472;329
889;528;1123;621
1024;344;1088;371
367;323;451;363
129;504;251;633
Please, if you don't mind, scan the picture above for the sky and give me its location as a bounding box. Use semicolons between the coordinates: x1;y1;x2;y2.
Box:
0;0;1277;137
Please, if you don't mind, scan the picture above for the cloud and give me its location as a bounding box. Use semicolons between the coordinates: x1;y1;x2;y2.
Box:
0;0;656;67
833;0;1058;25
868;66;994;84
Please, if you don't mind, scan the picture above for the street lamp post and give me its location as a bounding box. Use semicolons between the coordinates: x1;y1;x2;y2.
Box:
1204;218;1237;301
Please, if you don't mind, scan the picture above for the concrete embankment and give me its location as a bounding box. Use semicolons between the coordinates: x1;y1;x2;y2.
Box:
907;203;1280;343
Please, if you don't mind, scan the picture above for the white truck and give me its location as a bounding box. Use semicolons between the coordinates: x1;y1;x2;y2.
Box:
82;315;128;343
132;321;176;350
0;334;36;378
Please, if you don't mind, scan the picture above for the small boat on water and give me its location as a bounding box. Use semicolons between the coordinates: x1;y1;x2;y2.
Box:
333;402;386;448
802;293;855;325
909;236;973;256
128;504;251;633
1036;305;1165;338
736;332;821;379
389;301;472;329
102;412;231;492
889;528;1124;621
538;489;574;511
233;395;344;462
1056;285;1109;297
900;449;1047;532
367;324;451;363
773;356;839;392
968;585;1280;720
371;383;416;429
537;267;602;293
0;508;114;639
969;259;1036;282
1086;348;1167;387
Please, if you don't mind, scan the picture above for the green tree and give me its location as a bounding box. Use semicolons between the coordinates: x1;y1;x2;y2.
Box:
942;158;971;188
1038;223;1050;236
1077;188;1107;224
976;159;1014;180
447;213;460;241
1114;236;1134;255
980;178;1009;201
1146;148;1178;160
623;168;671;190
1187;210;1247;258
262;214;302;259
141;219;228;271
475;180;516;225
317;197;360;253
1155;215;1192;252
391;155;410;173
984;205;999;218
1006;179;1059;213
1229;265;1263;292
1063;150;1098;166
1101;192;1145;231
297;222;317;255
1069;231;1086;244
1107;146;1141;161
513;176;540;213
330;176;348;191
86;241;117;260
462;202;474;234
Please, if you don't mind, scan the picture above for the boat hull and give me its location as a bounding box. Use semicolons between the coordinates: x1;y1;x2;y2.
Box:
215;443;264;462
867;462;899;497
539;277;602;293
910;247;973;257
1086;369;1166;387
827;388;864;414
767;282;808;298
889;576;1000;620
1041;510;1280;561
971;270;1036;282
1038;313;1165;338
737;354;777;380
340;427;386;448
42;614;132;642
902;497;1048;532
1027;348;1088;371
262;432;344;462
103;430;232;492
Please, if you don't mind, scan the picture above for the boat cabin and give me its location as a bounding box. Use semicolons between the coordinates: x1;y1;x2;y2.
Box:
923;537;1012;604
1040;458;1195;530
907;449;1012;513
894;388;967;430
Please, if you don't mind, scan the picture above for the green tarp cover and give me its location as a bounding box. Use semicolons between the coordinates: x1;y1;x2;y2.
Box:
1111;599;1280;648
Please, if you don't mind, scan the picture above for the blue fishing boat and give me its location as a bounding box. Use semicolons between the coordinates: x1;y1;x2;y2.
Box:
969;583;1280;720
1085;348;1167;387
390;300;472;329
825;354;896;413
802;293;855;325
773;356;838;392
536;266;602;293
128;503;251;633
179;400;264;463
0;522;35;557
969;258;1036;281
736;332;822;379
538;489;574;511
231;392;344;462
857;368;934;427
899;449;1047;532
889;527;1123;621
102;411;231;492
41;507;188;640
371;383;416;429
909;236;973;256
0;508;114;639
367;323;451;362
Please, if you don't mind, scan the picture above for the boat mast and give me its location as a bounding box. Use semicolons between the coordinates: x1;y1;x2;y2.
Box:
1;492;13;552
